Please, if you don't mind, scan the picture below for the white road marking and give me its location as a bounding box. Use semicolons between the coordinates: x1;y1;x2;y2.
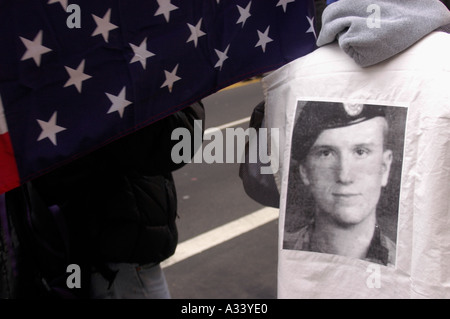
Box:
161;207;278;268
204;116;251;136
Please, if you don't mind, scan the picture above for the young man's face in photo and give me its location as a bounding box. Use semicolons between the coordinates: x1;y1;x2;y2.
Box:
299;117;393;227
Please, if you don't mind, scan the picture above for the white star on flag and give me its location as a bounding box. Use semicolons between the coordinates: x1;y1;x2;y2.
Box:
129;38;155;69
214;45;230;70
106;87;132;118
187;19;206;48
155;0;178;23
255;26;273;53
91;9;118;43
306;16;317;40
20;30;53;67
64;59;92;93
48;0;68;10
161;64;181;93
37;111;66;146
277;0;295;12
236;1;252;27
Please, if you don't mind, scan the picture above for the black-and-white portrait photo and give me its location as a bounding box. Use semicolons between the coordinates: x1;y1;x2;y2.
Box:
283;101;408;267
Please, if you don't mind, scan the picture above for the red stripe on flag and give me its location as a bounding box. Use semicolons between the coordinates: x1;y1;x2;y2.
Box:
0;132;20;194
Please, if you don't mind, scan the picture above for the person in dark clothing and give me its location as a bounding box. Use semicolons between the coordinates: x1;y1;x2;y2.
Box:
314;0;327;35
27;102;204;299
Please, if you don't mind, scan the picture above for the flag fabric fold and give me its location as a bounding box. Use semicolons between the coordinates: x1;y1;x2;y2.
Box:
0;0;316;194
0;95;20;194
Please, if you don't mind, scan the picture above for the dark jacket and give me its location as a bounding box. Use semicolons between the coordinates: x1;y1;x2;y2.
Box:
31;102;204;266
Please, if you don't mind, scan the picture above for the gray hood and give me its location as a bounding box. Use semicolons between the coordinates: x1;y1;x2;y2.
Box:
317;0;450;67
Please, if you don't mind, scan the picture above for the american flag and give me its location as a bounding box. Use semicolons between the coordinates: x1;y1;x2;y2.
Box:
0;0;317;194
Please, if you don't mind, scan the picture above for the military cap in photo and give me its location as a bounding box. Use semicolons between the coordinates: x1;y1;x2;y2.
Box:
291;101;386;162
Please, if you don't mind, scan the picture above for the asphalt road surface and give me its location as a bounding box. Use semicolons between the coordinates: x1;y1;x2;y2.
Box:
162;80;279;299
